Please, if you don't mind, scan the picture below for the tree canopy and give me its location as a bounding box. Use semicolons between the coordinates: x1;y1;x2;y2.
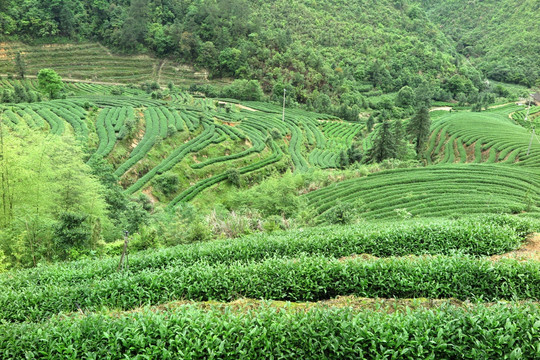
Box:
0;0;496;111
0;125;107;268
37;68;64;99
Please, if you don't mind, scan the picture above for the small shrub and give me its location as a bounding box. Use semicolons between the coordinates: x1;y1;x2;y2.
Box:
226;169;241;187
324;201;355;224
184;221;212;243
110;86;124;95
153;172;179;196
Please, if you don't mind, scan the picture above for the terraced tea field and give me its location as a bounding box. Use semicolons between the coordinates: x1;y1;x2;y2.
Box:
1;215;538;358
0;42;210;86
0;79;367;207
1;74;539;359
306;164;540;221
426;106;540;166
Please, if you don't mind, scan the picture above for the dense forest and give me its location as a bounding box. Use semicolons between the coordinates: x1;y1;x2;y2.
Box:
0;0;494;116
422;0;540;87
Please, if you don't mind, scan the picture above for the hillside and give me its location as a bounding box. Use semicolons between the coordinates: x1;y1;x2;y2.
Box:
421;0;540;86
0;77;538;247
0;42;217;86
1;1;540;358
0;0;483;115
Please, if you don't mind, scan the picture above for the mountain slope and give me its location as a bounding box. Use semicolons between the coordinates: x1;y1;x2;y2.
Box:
420;0;540;86
0;0;481;110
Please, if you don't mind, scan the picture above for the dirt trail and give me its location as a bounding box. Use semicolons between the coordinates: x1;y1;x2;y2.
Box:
218;101;258;112
430;106;453;112
490;102;513;109
142;188;159;205
157;60;166;84
491;233;540;261
430;103;514;113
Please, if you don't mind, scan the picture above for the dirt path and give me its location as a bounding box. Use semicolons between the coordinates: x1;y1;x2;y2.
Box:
430;106;453;112
491;233;540;261
157;60;166;84
490;102;513;109
430;103;514;113
142;187;159;205
218;101;258;112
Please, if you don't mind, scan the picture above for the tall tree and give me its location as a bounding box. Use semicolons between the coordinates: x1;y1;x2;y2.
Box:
0;109;13;228
396;86;415;107
120;0;150;50
14;52;26;79
414;81;434;108
0;129;107;268
393;119;408;160
37;69;64;99
367;121;397;163
407;106;431;158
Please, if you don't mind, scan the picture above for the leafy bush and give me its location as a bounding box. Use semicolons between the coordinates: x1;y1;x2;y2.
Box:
226;169;241;187
153;172;180;196
110;86;124;95
1;303;539;359
0;215;536;322
323;201;356;224
1;253;539;322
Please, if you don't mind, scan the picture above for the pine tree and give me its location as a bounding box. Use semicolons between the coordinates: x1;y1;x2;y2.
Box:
393;119;407;160
407;106;431;158
15;53;25;79
366;115;375;133
347;141;363;164
367;121;397;163
338;150;350;169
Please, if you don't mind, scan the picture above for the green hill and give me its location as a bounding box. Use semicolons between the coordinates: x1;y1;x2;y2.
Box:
0;2;540;357
421;0;540;86
0;0;483;113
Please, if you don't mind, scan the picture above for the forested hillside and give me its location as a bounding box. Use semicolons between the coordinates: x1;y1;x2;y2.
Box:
421;0;540;87
0;0;484;116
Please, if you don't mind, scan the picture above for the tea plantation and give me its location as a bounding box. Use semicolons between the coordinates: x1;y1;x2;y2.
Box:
0;79;367;207
0;215;539;358
0;78;539;358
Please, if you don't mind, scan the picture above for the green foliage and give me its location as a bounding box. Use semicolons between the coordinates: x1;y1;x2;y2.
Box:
1;303;539;359
221;80;264;101
393;119;408;160
0;129;107;268
110;86;124;96
225;169;241;188
37;68;64;99
14;52;25;79
153;172;180;196
367;121;397;163
407;106;431;157
427;108;540;167
0;84;41;104
423;0;540;86
226;173;302;217
0;0;494;108
396;86;415;107
0;252;538;322
323;201;356;224
52;212;94;260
